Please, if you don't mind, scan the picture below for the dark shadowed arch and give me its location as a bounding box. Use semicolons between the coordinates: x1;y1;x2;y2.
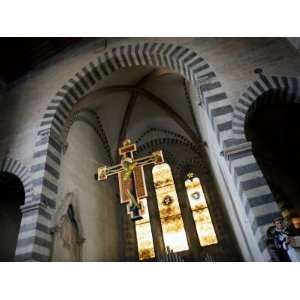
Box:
0;172;24;261
226;72;300;259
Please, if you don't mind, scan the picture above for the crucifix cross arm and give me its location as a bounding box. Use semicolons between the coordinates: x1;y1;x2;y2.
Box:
96;151;164;181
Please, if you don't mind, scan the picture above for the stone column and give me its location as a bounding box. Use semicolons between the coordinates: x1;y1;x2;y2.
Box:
224;142;281;261
15;201;52;261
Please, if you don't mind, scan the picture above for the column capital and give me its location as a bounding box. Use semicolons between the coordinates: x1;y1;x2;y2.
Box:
222;142;252;160
20;200;47;214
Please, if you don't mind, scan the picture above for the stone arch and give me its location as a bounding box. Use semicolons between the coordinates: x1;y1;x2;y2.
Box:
0;157;35;261
0;157;33;203
224;71;300;261
138;137;201;156
232;71;300;144
136;127;202;151
135;128;212;184
136;136;206;179
51;192;83;231
25;42;231;261
37;43;229;139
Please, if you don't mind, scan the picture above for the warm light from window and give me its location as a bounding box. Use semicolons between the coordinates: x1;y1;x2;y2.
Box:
152;163;189;252
185;175;218;246
135;198;155;260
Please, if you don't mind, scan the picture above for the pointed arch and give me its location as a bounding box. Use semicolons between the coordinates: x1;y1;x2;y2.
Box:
50;192;84;261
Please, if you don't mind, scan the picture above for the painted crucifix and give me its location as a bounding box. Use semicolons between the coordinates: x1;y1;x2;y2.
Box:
96;139;164;221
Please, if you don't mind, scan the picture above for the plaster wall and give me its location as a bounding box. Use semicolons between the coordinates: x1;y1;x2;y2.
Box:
53;121;120;261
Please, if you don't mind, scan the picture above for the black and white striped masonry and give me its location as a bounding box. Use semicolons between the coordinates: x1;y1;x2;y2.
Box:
224;71;300;260
0;158;44;261
22;42;233;261
0;157;33;203
136;127;202;156
232;70;300;143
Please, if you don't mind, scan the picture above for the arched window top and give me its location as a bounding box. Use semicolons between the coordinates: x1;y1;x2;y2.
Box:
152;163;175;188
185;174;207;210
51;194;85;262
153;162;171;172
185;176;200;187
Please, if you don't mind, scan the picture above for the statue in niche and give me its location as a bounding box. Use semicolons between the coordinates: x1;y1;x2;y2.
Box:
51;192;85;261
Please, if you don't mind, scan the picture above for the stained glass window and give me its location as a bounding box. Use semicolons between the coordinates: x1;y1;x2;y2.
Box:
152;163;189;252
135;198;155;260
185;173;218;246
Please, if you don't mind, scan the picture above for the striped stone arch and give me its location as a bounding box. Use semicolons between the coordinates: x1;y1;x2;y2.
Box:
24;41;232;261
0;158;40;261
137;134;202;157
232;72;300;144
137;136;206;176
225;72;300;261
136;129;211;177
0;157;33;203
136;132;213;180
136;127;203;153
36;42;232;142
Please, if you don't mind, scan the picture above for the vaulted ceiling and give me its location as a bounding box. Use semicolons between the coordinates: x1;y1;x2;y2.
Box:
0;38;203;171
72;65;202;163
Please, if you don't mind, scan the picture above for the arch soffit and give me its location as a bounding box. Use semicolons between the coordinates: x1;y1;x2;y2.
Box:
37;42;228;146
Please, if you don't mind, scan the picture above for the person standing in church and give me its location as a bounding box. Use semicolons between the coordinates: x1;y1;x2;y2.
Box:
272;217;291;261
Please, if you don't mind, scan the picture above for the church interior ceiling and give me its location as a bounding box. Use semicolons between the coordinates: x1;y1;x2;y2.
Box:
69;65;201;163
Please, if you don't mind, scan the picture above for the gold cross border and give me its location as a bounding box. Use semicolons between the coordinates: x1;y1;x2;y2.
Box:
97;150;164;181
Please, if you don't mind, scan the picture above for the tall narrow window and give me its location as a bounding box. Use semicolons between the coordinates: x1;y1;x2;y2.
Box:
152;163;189;252
185;173;218;246
135;198;155;260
